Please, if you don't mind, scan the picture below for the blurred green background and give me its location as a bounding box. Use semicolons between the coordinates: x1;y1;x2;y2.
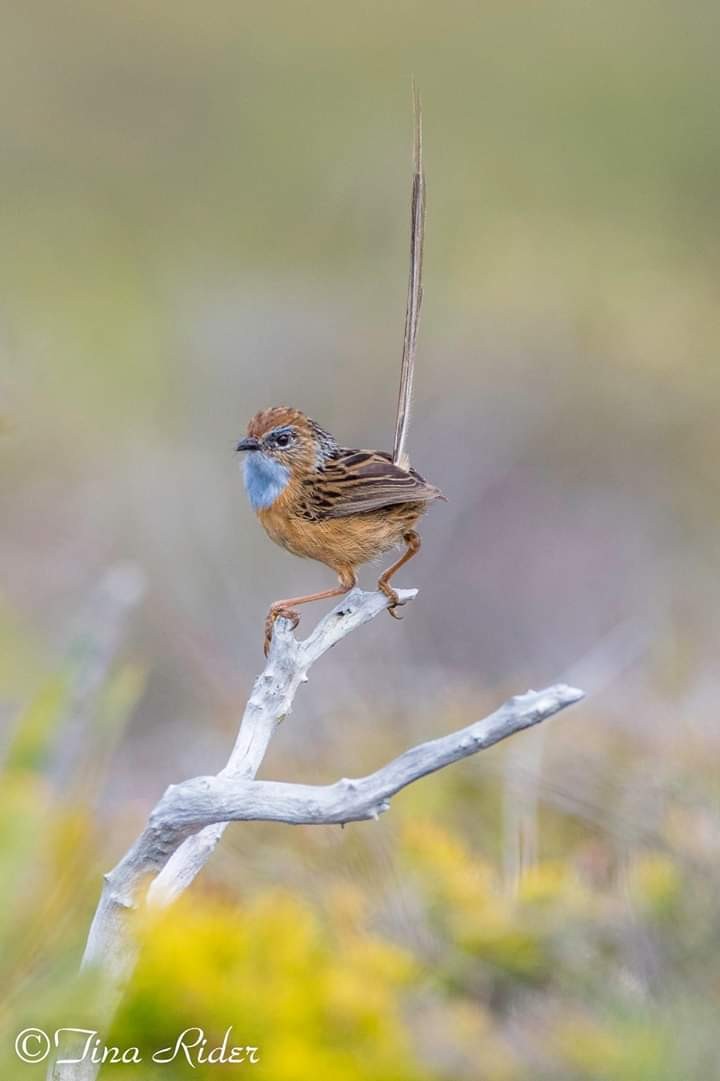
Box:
2;1;720;1077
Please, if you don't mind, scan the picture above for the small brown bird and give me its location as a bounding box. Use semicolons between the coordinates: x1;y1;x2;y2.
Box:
237;90;444;654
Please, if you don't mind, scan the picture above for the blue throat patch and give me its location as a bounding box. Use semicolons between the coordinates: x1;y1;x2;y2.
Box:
243;452;290;510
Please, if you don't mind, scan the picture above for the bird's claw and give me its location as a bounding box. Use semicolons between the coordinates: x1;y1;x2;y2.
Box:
264;607;300;657
378;583;405;620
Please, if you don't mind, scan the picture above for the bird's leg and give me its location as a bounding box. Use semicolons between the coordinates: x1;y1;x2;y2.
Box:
264;568;357;655
377;530;421;620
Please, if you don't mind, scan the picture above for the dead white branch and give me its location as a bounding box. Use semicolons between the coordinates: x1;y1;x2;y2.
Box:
49;587;583;1080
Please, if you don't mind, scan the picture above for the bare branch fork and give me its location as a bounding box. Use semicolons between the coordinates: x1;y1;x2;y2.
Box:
50;587;583;1080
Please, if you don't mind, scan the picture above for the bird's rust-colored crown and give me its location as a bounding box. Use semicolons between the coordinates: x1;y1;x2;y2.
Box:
246;407;309;439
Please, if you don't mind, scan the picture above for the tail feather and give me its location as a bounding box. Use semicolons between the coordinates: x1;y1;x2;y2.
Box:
392;82;426;471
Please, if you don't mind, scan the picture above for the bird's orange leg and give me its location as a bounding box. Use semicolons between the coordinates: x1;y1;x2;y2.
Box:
377;530;421;620
264;568;357;655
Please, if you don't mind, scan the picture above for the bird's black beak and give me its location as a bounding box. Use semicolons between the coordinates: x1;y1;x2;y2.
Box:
236;436;260;452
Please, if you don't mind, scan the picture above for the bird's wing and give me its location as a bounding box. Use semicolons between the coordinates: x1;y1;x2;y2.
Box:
299;450;442;520
392;82;426;471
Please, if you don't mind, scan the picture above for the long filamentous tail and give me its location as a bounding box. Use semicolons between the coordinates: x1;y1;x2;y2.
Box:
392;81;426;472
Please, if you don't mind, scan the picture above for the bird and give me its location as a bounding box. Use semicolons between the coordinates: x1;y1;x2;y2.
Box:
236;88;444;655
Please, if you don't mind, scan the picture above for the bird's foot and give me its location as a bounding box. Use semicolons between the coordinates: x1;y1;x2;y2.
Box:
264;606;300;657
377;581;405;621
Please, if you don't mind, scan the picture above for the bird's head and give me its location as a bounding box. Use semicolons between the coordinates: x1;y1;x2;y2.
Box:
236;407;338;510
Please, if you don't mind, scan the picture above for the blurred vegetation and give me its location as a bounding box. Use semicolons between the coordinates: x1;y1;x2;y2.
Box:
2;0;720;1077
2;646;720;1079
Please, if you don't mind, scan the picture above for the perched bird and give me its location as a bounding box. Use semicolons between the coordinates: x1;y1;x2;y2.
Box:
237;89;444;654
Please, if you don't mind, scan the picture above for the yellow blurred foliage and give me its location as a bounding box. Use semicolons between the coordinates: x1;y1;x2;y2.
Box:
553;1015;669;1081
114;891;430;1080
627;852;682;920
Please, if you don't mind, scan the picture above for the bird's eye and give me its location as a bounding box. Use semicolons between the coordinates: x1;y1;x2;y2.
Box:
275;432;291;448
